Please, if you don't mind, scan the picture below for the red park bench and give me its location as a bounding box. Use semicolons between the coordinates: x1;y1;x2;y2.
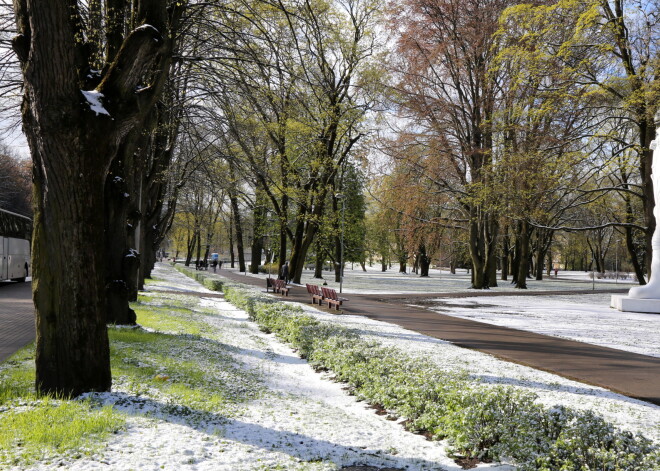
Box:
267;278;290;296
321;286;348;311
306;284;324;305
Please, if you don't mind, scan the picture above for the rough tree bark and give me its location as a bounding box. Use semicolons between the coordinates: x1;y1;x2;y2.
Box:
250;189;267;274
13;0;179;395
229;180;246;272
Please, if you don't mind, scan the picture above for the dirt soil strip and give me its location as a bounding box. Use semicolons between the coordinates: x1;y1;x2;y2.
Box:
213;268;660;406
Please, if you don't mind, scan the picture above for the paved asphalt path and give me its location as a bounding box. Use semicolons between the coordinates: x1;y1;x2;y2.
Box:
0;281;34;363
215;269;660;406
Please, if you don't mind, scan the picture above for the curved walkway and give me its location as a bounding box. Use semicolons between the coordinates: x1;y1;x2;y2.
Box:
215;269;660;406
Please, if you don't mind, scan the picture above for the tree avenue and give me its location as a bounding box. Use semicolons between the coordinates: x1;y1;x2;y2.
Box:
3;0;660;398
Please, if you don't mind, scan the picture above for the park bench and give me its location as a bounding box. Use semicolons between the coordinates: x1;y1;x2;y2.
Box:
267;278;290;296
321;287;348;311
273;279;290;296
306;284;324;305
266;277;276;292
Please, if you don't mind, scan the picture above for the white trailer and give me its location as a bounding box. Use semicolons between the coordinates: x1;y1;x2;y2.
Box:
0;209;31;282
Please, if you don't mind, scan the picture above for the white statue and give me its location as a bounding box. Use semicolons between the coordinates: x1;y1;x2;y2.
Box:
628;138;660;298
612;114;660;312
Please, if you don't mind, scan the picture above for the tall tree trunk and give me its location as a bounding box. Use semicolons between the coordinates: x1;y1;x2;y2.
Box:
501;230;510;281
398;243;407;273
278;197;288;273
334;195;342;283
228;211;235;268
485;216;498;287
250;235;263;274
13;0;180;396
230;194;246;272
104;136;139;325
418;244;431;277
289;191;328;284
290;221;320;284
250;189;267;274
515;220;530;289
469;217;486;289
185;228;196;266
140;106;181;282
195;230;202;266
32;160;112;395
625;225;646;283
535;247;544;281
314;241;324;279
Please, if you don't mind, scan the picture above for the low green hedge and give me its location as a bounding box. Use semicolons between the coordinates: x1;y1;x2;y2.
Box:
178;268;660;470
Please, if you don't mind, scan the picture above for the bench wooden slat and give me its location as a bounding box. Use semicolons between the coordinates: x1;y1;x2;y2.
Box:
273;279;290;296
321;287;347;310
306;284;324;305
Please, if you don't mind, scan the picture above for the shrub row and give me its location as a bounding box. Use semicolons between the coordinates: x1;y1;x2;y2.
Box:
178;267;660;470
173;264;224;291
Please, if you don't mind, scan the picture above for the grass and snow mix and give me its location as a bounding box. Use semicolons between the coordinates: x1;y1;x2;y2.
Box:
207;268;659;470
1;263;658;470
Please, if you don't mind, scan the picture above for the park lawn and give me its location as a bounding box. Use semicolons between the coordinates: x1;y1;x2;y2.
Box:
0;289;262;469
0;264;658;470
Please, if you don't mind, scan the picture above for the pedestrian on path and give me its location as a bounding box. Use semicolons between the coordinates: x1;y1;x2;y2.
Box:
281;261;290;283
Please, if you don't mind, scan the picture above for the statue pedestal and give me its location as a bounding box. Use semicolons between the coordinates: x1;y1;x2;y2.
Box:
611;295;660;314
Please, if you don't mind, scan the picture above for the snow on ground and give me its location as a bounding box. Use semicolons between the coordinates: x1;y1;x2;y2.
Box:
215;263;634;295
291;302;660;446
420;294;660;358
173;265;660;445
195;265;660;445
30;265;502;471
27;264;658;471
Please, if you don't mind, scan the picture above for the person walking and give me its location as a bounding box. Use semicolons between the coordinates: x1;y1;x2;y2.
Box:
281;261;290;284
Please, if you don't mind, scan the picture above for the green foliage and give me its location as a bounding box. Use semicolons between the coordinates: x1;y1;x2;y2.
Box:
203;278;224;291
440;386;544;461
530;410;659;471
191;270;660;469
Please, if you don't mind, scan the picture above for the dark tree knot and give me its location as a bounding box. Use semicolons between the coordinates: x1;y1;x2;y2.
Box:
12;34;30;63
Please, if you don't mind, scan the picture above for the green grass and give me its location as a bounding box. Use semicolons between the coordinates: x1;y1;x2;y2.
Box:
0;397;123;466
133;303;205;336
0;346;125;466
0;281;263;467
0;345;35;405
109;326;262;415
